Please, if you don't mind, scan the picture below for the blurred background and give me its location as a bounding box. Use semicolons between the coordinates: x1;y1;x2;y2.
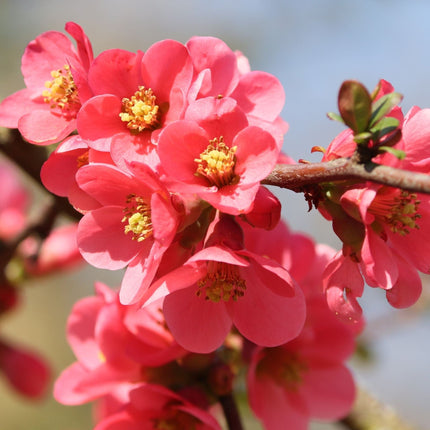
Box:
0;0;430;428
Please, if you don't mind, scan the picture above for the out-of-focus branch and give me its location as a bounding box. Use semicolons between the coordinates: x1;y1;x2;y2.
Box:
339;388;419;430
219;393;244;430
263;159;430;195
0;129;81;221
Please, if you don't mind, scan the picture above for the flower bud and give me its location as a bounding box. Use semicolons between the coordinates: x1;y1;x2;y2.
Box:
0;339;50;399
241;186;281;230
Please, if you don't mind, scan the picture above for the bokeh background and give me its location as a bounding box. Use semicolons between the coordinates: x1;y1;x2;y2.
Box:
1;0;430;429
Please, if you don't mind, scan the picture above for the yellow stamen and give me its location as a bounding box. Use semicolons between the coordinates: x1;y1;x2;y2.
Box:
369;188;421;236
119;86;160;133
194;136;239;188
42;64;80;118
196;261;246;303
122;194;153;242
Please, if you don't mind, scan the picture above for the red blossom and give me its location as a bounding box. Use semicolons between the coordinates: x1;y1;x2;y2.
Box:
0;22;93;145
75;162;180;304
247;298;356;430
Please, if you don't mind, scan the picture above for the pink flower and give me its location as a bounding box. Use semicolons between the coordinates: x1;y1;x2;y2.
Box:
0;337;50;399
0;22;93;145
77;40;193;168
186;36;288;146
40;135;111;211
157;97;279;215
240;186;282;230
240;218;336;299
142;216;306;353
322;184;425;322
54;282;186;406
19;223;84;276
76;162;180;304
319;97;430;320
0;159;29;240
94;383;222;430
246;297;356;430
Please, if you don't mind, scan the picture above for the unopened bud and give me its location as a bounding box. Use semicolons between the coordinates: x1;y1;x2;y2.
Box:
241;186;281;230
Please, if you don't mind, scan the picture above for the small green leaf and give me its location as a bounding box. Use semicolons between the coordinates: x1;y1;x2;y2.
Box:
327;112;344;123
338;80;372;134
370;81;382;100
369;92;403;128
378;146;406;160
353;132;372;144
370;116;400;139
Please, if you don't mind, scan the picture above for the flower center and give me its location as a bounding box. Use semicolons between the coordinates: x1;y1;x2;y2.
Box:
119;86;160;133
42;64;80;119
122;194;153;242
369;188;421;236
196;261;246;303
194;137;239;188
257;348;307;392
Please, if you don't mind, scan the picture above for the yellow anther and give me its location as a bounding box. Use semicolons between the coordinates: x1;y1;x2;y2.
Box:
369;189;421;235
119;86;160;133
194;136;239;188
122;194;153;242
196;261;246;303
42;64;80;118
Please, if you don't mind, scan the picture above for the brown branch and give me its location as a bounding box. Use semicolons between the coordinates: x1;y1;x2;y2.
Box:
0;129;81;221
219;394;244;430
263;159;430;194
0;201;61;274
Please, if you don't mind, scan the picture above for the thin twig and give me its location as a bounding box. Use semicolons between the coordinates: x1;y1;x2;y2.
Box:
219;394;244;430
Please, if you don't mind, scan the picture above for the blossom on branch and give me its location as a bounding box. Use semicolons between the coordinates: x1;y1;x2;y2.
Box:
158;97;279;215
75;162;180;305
320;81;430;321
0;22;93;145
246;298;356;430
141;215;306;353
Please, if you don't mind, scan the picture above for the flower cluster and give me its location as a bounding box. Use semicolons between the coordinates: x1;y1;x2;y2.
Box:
0;23;300;353
9;21;430;430
318;80;430;322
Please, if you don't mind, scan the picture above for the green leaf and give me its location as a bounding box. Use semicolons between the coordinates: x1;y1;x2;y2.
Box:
369;92;403;128
327;111;344;123
338;80;372;134
378;146;406;160
370;116;400;139
353;132;372;144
